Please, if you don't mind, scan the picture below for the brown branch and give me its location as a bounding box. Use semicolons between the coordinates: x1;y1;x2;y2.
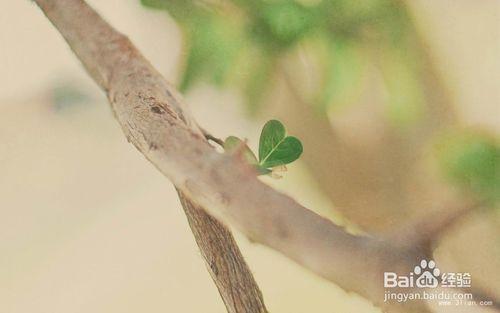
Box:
200;126;225;147
33;1;267;312
31;0;487;312
177;190;267;312
385;199;484;250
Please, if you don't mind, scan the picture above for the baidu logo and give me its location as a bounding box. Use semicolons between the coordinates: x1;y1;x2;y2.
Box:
383;260;478;305
384;259;442;288
414;260;440;288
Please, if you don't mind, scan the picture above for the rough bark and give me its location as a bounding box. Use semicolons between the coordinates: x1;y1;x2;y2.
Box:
31;0;496;312
178;191;267;312
34;1;267;312
32;0;402;309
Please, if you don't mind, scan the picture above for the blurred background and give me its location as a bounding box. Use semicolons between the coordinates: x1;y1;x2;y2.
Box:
0;0;498;312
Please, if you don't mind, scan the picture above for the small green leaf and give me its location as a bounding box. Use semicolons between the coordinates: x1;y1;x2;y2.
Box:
259;120;286;160
224;136;272;175
258;120;303;168
224;136;258;165
224;121;303;177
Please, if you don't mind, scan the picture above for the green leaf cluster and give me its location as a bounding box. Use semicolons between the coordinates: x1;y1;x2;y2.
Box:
224;120;303;176
141;0;425;123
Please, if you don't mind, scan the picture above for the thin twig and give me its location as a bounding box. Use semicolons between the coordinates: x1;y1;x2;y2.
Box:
200;126;225;147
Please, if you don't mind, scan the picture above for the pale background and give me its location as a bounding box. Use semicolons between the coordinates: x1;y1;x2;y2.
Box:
0;1;498;312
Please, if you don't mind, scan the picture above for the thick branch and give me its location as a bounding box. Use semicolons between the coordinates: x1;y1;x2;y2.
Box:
33;0;438;312
34;1;267;312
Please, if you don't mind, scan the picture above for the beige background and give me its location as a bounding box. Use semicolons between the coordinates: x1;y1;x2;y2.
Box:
0;1;498;312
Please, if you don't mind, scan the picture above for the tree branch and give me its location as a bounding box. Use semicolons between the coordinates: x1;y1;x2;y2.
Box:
200;126;225;147
34;1;267;312
31;1;494;312
177;190;267;312
385;198;484;250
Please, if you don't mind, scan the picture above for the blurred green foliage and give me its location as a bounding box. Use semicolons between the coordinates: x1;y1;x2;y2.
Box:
436;131;500;204
141;0;499;202
141;0;424;121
